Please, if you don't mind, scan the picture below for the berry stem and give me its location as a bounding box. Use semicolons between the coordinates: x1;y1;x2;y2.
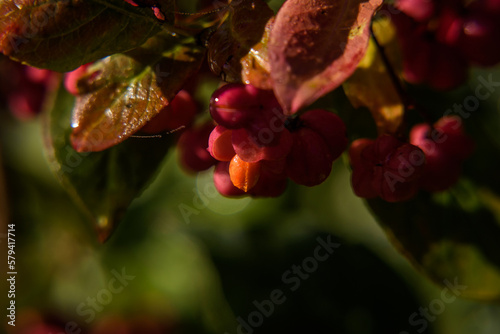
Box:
370;24;411;109
370;23;433;125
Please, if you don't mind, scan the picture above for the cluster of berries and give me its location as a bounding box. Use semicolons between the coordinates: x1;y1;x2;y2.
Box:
391;0;500;89
177;83;348;197
0;57;57;120
350;116;474;202
52;66;479;202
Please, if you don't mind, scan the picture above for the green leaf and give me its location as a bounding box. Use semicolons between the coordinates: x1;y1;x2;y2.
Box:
268;0;383;115
0;0;174;71
367;186;500;300
70;33;205;152
43;83;175;242
207;0;273;83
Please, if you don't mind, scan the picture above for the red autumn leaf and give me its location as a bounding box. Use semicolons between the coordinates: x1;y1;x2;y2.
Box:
269;0;383;114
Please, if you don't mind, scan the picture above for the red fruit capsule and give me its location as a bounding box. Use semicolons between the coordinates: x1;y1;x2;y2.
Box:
300;109;348;159
214;162;247;197
350;135;425;202
208;126;235;161
395;0;435;21
231;127;293;163
286;128;334;187
209;83;281;129
249;167;288;197
409;116;474;192
64;63;92;96
177;121;217;173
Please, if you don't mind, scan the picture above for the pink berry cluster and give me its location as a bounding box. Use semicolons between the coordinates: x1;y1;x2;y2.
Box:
391;0;500;89
409;115;475;192
350;116;474;202
0;57;57;120
186;83;348;197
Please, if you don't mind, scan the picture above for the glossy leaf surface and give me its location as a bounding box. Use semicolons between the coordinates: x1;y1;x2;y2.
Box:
44;83;174;242
0;0;174;71
70;33;205;152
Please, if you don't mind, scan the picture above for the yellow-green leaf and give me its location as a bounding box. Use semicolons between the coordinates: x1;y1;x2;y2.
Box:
343;18;404;134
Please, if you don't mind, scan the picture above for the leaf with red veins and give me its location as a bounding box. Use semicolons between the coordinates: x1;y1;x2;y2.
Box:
269;0;383;114
207;0;274;82
70;34;205;152
0;0;174;72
